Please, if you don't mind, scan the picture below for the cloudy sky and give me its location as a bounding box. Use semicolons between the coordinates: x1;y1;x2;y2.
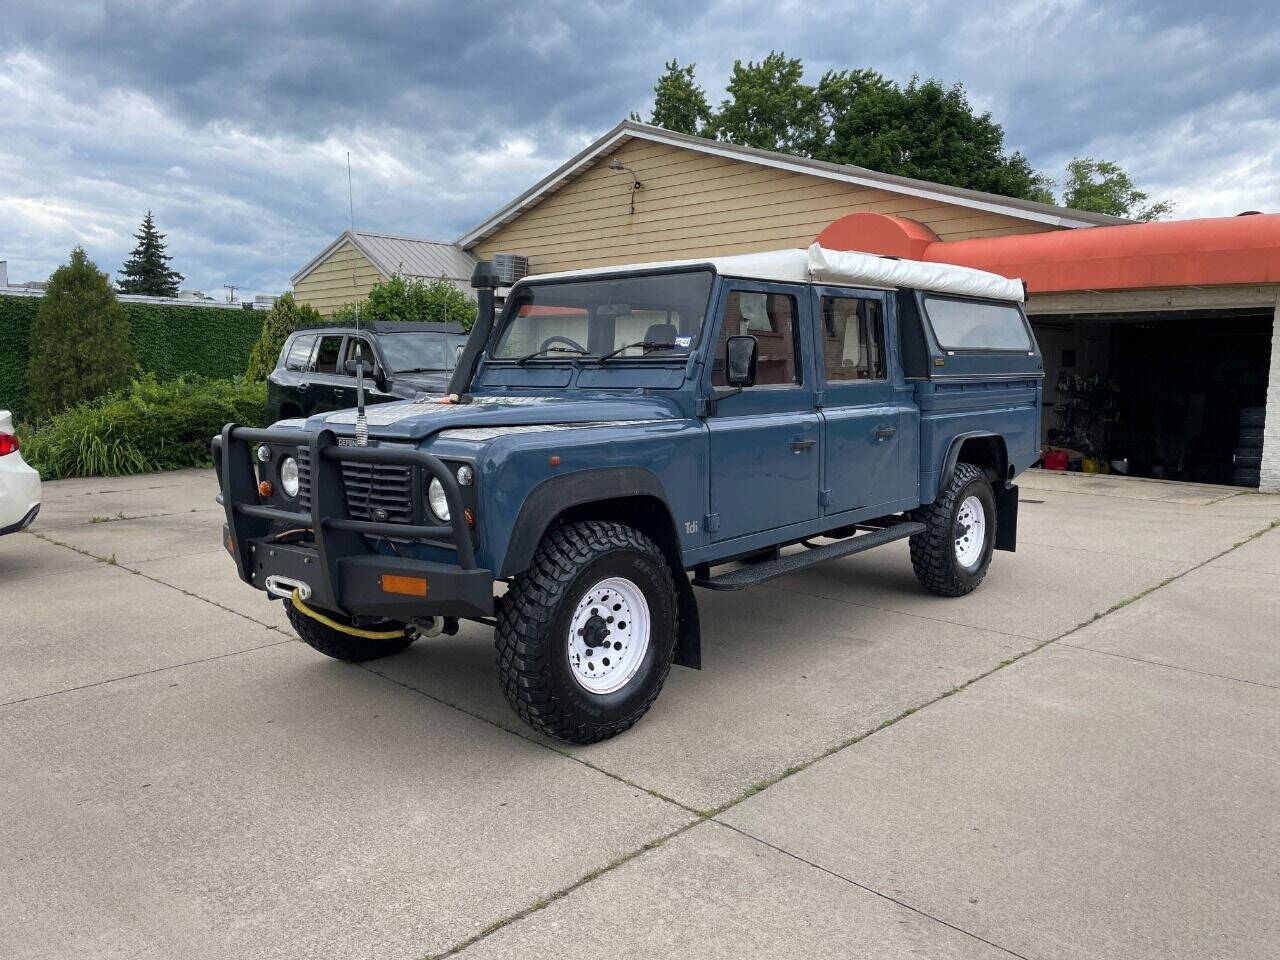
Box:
2;0;1276;295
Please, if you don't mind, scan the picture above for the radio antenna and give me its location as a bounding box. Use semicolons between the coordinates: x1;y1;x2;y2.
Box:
347;151;369;446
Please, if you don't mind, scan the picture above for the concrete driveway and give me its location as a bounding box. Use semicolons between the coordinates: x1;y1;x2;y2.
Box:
2;469;1277;959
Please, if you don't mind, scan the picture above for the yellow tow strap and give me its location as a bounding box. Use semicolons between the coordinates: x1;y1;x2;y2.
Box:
290;590;407;640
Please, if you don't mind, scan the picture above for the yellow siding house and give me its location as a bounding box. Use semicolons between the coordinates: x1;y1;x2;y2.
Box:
292;231;476;317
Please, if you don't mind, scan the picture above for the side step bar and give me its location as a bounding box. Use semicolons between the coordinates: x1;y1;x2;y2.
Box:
692;522;925;591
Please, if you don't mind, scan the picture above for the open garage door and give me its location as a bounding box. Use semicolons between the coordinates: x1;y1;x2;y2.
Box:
1032;310;1272;487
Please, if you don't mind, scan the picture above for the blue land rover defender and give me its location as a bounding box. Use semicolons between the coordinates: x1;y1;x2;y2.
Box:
215;245;1040;742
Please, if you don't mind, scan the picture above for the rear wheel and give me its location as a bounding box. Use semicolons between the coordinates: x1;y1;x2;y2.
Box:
495;521;678;743
910;462;996;597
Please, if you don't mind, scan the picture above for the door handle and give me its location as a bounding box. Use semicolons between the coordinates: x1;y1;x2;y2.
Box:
790;435;816;453
874;424;897;441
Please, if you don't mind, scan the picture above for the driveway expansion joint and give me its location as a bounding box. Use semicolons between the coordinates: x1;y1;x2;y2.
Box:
1059;641;1280;690
397;513;1280;958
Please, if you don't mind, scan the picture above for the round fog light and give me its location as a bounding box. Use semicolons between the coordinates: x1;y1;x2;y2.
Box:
427;477;451;522
456;464;474;486
257;445;271;462
280;456;300;498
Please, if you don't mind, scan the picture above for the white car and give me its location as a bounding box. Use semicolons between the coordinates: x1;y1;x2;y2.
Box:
0;410;40;535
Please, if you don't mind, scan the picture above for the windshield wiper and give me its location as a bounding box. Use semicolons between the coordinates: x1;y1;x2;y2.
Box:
592;340;677;363
393;366;445;375
515;345;593;365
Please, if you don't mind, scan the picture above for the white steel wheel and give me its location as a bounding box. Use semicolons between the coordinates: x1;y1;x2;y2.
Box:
954;495;987;568
567;576;651;695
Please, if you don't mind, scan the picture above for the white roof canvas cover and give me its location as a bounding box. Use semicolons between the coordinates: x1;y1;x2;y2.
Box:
525;245;1024;302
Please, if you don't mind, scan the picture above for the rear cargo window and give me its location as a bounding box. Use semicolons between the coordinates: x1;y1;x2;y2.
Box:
284;335;317;371
924;297;1031;351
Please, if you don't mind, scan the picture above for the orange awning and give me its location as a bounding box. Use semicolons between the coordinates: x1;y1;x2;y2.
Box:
815;212;1280;294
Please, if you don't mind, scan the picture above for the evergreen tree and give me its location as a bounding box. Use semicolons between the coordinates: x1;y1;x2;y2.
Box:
245;292;323;381
118;210;184;296
27;247;135;419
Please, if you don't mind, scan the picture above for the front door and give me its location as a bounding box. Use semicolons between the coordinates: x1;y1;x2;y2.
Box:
811;288;902;514
707;282;820;541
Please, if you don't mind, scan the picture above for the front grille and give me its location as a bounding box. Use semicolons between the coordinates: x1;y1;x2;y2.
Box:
296;447;416;524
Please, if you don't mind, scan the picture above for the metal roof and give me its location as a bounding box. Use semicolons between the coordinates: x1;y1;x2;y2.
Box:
291;230;476;288
457;120;1128;249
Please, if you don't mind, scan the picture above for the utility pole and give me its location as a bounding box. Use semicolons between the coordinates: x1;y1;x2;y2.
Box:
223;283;238;303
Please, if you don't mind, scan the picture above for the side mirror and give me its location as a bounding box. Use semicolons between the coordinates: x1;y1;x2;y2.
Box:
725;336;758;388
343;358;374;377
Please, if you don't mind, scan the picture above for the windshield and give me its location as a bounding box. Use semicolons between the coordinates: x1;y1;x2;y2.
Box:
378;332;468;373
491;270;714;361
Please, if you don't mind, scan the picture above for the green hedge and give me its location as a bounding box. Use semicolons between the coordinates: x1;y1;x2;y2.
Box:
0;293;263;419
17;375;267;480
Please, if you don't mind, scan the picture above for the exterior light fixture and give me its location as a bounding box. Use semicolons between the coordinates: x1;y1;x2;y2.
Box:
608;158;644;214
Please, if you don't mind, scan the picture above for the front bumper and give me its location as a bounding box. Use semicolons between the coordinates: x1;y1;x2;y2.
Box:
214;424;493;620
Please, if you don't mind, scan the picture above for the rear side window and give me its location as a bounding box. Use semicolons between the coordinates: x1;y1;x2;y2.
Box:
924;297;1032;351
284;335;316;371
713;290;800;386
821;297;885;381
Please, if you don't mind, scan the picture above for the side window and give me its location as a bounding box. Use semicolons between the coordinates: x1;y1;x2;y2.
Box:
821;297;885;382
284;335;317;372
713;290;800;386
314;335;344;374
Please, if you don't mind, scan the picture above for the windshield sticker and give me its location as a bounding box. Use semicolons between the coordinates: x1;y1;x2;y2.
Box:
439;420;657;442
674;335;692;348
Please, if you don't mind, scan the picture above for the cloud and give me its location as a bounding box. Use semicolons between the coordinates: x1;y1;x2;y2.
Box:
1;0;1277;292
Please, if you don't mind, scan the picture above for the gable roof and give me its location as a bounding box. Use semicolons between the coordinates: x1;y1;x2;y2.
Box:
292;230;476;286
457;120;1127;249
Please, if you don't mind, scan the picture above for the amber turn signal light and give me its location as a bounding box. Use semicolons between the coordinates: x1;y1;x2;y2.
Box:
258;480;273;497
381;574;428;597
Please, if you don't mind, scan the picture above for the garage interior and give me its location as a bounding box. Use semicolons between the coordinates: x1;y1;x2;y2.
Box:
1033;309;1273;486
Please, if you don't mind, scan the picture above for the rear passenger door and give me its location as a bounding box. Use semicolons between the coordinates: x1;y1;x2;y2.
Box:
706;282;821;542
812;288;904;515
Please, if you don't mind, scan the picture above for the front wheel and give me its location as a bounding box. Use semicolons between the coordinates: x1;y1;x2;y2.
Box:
495;521;678;743
910;462;996;597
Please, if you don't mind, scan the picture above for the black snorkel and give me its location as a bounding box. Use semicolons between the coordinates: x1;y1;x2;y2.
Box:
446;259;500;400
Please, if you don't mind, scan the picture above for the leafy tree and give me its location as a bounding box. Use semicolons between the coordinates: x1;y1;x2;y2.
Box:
1060;157;1174;221
633;59;713;135
245;292;322;381
813;74;1055;202
634;54;1057;204
710;53;819;152
27;247;135;419
118;210;184;296
332;275;476;330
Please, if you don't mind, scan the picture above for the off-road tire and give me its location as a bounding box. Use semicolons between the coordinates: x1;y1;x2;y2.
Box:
284;599;414;662
910;462;996;597
1233;448;1262;469
1238;407;1265;429
495;521;678;744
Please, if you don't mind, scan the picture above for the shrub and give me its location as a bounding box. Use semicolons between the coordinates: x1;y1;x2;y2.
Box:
26;247;135;419
245;292;322;381
0;292;263;419
17;375;267;480
331;275;476;330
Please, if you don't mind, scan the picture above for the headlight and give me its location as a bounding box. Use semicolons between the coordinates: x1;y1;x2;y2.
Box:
279;456;300;498
427;476;450;522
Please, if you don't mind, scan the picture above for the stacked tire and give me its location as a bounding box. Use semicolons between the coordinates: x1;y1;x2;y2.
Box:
1232;407;1265;488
